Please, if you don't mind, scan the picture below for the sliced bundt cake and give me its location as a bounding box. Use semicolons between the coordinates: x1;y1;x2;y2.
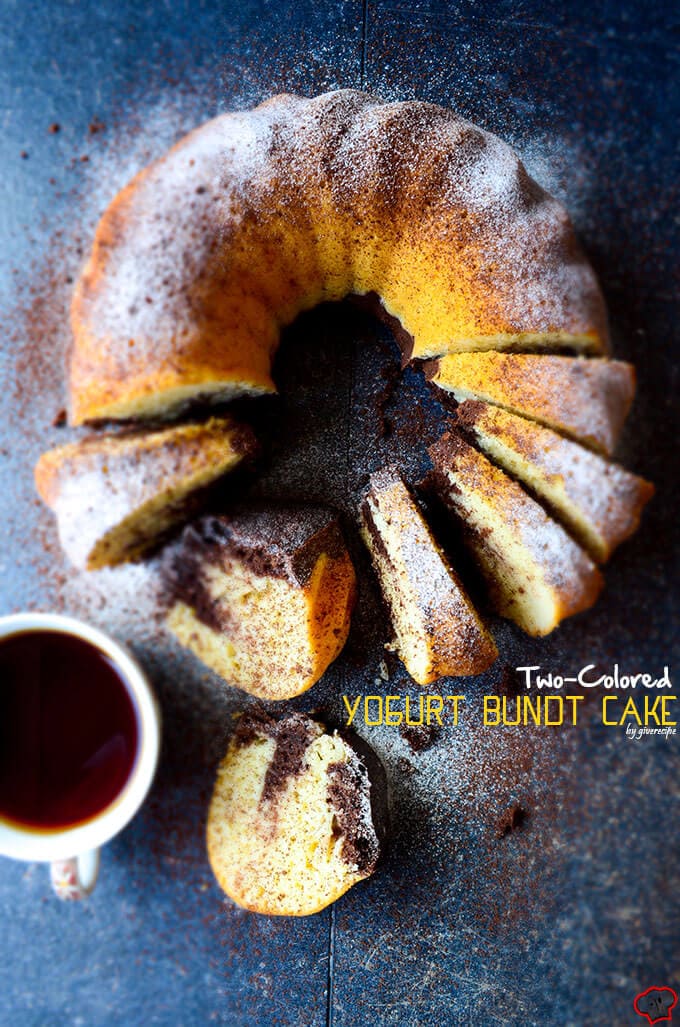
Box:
427;433;604;636
359;466;497;682
206;711;386;915
426;353;635;455
34;417;256;570
455;401;654;563
163;506;356;699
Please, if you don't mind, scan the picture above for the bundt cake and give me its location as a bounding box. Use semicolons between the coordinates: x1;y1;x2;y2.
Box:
455;400;654;563
206;711;386;915
163;506;356;699
34;89;651;683
34;416;256;570
359;466;497;682
69;89;608;425
427;433;604;636
426;353;635;454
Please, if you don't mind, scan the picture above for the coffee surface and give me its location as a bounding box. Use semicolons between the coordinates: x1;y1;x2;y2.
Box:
0;631;138;830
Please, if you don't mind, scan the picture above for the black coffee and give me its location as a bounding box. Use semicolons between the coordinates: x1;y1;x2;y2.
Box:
0;630;139;830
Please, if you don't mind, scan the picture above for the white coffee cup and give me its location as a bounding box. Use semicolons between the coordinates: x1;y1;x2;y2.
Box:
0;612;161;900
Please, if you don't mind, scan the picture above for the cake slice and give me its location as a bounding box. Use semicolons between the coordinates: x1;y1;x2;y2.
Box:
427;433;604;636
359;466;497;683
456;401;654;563
207;711;386;916
164;505;356;699
34;417;257;571
425;352;635;454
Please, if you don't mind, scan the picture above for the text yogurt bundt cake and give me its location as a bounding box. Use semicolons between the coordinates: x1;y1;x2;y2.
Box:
427;433;604;636
207;711;386;916
359;466;497;682
68;89;608;425
34;417;256;570
455;401;654;563
163;506;356;699
426;353;635;455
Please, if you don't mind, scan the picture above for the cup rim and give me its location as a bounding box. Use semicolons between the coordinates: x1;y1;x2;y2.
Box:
0;611;161;862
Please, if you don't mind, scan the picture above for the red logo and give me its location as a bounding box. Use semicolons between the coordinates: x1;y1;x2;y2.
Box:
634;987;678;1025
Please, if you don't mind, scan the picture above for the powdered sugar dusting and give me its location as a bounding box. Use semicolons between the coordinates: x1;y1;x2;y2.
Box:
59;559;164;646
513;128;607;239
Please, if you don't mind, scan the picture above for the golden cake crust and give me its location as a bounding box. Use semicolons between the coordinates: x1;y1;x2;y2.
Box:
69;90;609;425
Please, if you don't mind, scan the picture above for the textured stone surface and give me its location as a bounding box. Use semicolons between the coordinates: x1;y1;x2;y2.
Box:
0;1;678;1024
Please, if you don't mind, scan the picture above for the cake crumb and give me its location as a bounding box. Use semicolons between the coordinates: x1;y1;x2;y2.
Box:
400;722;439;753
495;802;529;838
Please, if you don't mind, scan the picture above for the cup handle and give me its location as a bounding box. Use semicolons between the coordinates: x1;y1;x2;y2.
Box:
50;849;100;900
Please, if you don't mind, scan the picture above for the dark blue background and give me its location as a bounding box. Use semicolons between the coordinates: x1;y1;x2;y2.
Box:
0;2;678;1024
